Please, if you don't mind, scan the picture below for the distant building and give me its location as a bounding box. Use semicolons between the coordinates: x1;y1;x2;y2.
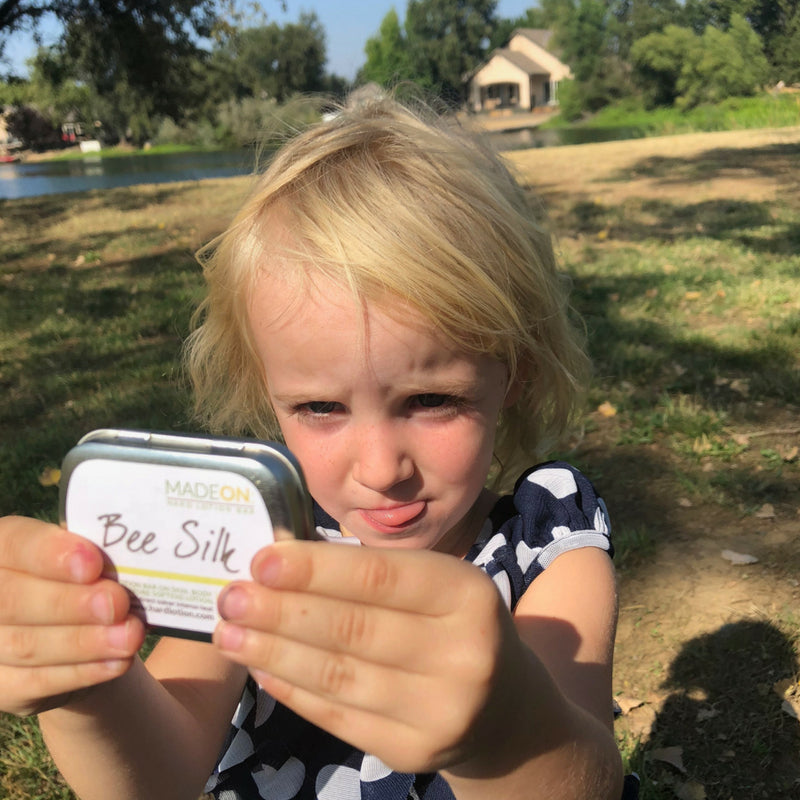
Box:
467;29;572;112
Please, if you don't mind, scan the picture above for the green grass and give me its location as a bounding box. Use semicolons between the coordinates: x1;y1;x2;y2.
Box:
2;127;800;798
544;91;800;137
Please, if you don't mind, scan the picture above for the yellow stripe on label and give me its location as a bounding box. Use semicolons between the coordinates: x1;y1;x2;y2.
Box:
110;566;230;586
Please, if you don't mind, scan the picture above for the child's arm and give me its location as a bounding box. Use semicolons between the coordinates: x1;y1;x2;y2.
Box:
444;546;623;800
39;638;247;800
0;516;246;800
212;539;623;800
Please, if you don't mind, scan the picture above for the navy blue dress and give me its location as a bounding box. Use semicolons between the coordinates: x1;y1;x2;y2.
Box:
205;462;622;800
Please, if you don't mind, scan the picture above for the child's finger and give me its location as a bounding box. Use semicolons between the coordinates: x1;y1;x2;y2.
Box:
0;516;104;583
215;622;405;716
0;618;144;668
0;570;132;626
251;539;482;614
0;659;136;717
217;583;432;668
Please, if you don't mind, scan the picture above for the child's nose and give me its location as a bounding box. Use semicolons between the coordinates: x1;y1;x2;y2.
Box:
351;424;414;492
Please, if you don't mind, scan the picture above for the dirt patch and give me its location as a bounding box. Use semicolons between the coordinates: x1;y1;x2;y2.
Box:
509;127;800;798
508;126;800;207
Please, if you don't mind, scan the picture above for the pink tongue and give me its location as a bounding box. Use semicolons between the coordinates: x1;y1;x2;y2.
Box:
363;501;425;527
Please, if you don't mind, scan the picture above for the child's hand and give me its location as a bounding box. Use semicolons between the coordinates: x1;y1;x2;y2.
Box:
0;516;146;717
213;540;529;775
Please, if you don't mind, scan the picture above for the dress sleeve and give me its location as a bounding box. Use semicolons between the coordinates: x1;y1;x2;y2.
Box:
469;462;612;610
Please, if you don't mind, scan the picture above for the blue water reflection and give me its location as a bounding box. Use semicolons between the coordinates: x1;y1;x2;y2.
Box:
0;150;256;200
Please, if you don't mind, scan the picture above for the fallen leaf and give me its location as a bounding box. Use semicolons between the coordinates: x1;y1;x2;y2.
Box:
696;707;720;722
645;288;659;299
648;745;686;773
729;378;749;397
597;401;617;418
622;704;657;738
615;696;645;715
678;497;693;508
38;467;62;487
609;292;620;302
732;433;750;447
773;678;798;698
675;780;706;800
692;435;712;454
754;503;775;519
782;698;799;719
721;549;758;565
685;290;701;300
780;445;798;463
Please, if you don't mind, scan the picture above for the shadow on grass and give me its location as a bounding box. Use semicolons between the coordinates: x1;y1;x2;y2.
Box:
627;619;800;799
0;246;203;518
610;142;800;187
571;272;800;406
0;183;204;231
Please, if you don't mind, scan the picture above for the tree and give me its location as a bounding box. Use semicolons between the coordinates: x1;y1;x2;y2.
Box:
633;13;768;109
0;0;221;65
210;13;327;104
403;0;498;103
677;13;768;106
543;0;630;115
683;0;800;80
631;23;698;106
361;8;414;86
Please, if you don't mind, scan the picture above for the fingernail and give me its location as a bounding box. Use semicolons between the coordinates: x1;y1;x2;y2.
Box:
102;659;128;674
68;546;95;582
106;620;132;651
216;622;245;652
255;553;282;586
90;590;114;624
218;585;249;620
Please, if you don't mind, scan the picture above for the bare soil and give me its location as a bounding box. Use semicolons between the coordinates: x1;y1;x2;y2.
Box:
508;127;800;799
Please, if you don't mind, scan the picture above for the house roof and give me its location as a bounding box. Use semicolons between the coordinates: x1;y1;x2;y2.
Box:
514;29;554;50
495;49;549;77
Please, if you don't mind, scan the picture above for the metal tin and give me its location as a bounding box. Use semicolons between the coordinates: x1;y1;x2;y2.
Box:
59;429;314;640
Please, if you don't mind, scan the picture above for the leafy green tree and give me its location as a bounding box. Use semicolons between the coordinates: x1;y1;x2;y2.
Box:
209;13;327;104
683;0;799;80
631;23;698;106
543;0;630;114
678;13;768;107
403;0;498;103
361;8;414;86
635;12;768;109
769;3;800;83
611;0;687;59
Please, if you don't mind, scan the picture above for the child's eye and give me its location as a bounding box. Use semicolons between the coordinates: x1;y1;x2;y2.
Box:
300;401;341;415
415;393;449;408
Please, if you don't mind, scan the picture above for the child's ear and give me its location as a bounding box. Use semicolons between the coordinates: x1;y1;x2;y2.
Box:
503;373;524;408
503;358;533;408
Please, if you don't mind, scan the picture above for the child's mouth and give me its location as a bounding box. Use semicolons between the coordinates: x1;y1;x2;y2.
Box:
359;501;426;531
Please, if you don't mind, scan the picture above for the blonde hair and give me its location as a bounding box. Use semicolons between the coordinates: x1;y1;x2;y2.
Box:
185;96;590;490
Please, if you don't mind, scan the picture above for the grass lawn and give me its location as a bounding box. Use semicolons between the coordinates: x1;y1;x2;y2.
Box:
2;125;799;799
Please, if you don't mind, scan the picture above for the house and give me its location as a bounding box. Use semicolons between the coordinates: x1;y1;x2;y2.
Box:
467;29;572;113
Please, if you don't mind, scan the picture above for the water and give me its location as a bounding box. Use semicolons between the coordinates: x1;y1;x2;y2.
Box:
0;127;646;200
0;149;256;201
488;125;646;152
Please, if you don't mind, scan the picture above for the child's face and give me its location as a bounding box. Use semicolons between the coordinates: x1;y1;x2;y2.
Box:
248;270;513;556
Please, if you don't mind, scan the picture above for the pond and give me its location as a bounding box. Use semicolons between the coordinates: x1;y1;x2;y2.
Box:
0;127;646;200
0;149;257;200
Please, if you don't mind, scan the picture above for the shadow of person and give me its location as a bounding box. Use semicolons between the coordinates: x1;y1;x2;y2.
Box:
627;619;800;799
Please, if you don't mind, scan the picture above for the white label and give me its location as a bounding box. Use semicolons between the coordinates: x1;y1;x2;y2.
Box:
65;458;274;638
